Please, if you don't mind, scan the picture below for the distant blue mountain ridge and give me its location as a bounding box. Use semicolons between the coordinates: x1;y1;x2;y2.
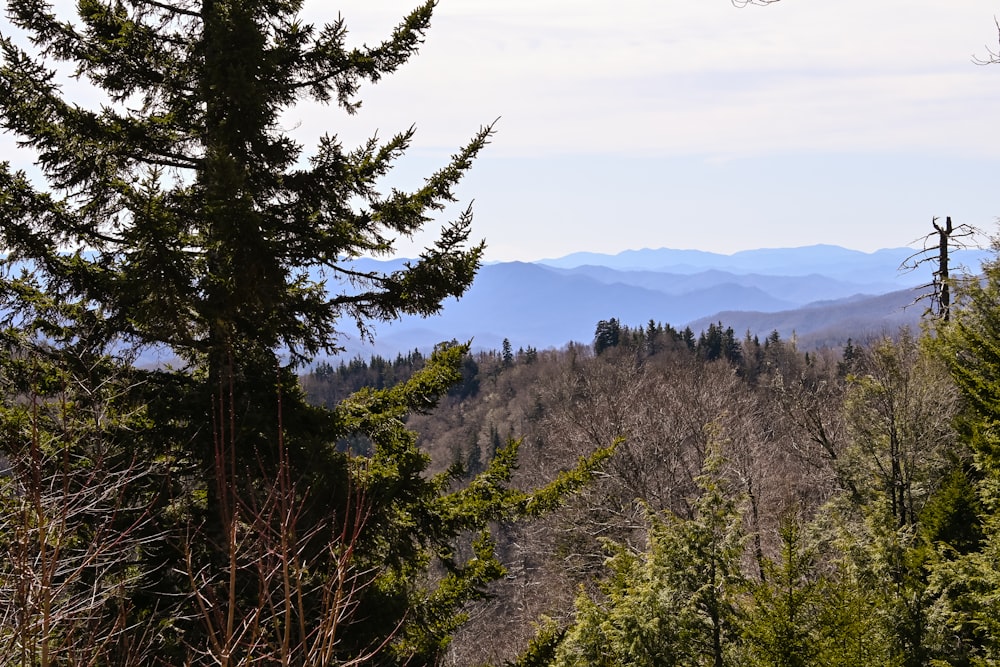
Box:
536;244;980;282
326;244;993;360
6;245;991;364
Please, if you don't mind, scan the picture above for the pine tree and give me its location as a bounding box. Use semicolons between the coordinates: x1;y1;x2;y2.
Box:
645;318;658;356
0;0;491;481
594;318;622;355
552;450;746;667
932;249;1000;471
502;337;515;367
698;323;721;360
0;2;612;663
682;326;696;351
923;245;1000;663
1;0;488;366
742;512;830;667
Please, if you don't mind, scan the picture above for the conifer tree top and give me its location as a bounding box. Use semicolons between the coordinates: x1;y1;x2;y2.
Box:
0;0;491;365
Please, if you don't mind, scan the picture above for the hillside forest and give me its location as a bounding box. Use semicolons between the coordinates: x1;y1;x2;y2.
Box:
301;281;1000;667
2;0;1000;666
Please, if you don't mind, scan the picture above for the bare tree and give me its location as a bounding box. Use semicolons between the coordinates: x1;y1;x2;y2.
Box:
175;360;391;667
842;331;960;528
901;217;983;322
973;17;1000;65
0;353;162;667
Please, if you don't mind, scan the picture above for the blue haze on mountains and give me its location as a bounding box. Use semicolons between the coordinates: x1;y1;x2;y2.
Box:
323;244;993;361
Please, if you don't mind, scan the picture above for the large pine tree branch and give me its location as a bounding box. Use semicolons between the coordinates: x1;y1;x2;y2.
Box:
132;0;200;19
1;43;201;190
292;2;435;110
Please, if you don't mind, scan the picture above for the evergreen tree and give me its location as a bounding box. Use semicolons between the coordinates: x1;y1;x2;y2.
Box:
722;325;742;365
740;509;895;667
698;323;724;361
924;245;1000;663
0;2;612;663
645;318;659;356
0;0;491;489
682;326;697;351
742;513;826;667
696;322;741;364
503;337;515;367
552;450;745;667
0;0;488;369
932;249;1000;472
332;344;613;664
524;345;538;364
594;318;622;355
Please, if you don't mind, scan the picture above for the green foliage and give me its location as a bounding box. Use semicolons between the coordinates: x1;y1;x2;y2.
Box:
553;450;745;667
503;338;515;367
7;7;1000;657
0;1;620;664
0;342;163;664
697;322;742;364
932;251;1000;472
0;0;489;374
919;464;983;555
741;506;909;667
594;318;622;355
924;478;1000;665
922;247;1000;664
742;513;828;667
824;488;947;667
591;318;750;365
505;619;567;667
302;349;428;407
330;343;615;663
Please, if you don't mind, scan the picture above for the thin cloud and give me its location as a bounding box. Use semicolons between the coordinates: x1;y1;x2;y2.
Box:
318;0;1000;159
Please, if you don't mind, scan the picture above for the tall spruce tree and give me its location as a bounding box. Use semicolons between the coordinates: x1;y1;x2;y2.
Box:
0;0;488;366
0;2;612;664
922;245;1000;662
0;0;489;466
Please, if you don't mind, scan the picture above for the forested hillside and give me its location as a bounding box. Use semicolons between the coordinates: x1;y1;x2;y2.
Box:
304;272;1000;665
2;0;1000;665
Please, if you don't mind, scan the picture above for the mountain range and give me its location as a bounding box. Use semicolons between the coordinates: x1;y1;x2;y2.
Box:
326;244;993;360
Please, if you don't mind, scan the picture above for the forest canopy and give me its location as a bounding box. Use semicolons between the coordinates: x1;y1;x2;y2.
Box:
2;1;1000;666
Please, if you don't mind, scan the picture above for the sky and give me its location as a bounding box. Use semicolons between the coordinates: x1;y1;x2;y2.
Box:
4;1;1000;262
304;0;1000;261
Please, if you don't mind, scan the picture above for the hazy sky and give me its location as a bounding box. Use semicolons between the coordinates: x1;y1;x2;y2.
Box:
4;1;1000;261
310;1;1000;261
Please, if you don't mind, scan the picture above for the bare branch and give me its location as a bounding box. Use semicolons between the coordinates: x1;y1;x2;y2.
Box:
899;216;986;321
973;16;1000;65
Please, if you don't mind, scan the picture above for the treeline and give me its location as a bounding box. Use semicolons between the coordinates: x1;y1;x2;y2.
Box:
302;276;1000;666
304;349;428;407
304;318;806;409
5;0;1000;663
593;316;805;369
